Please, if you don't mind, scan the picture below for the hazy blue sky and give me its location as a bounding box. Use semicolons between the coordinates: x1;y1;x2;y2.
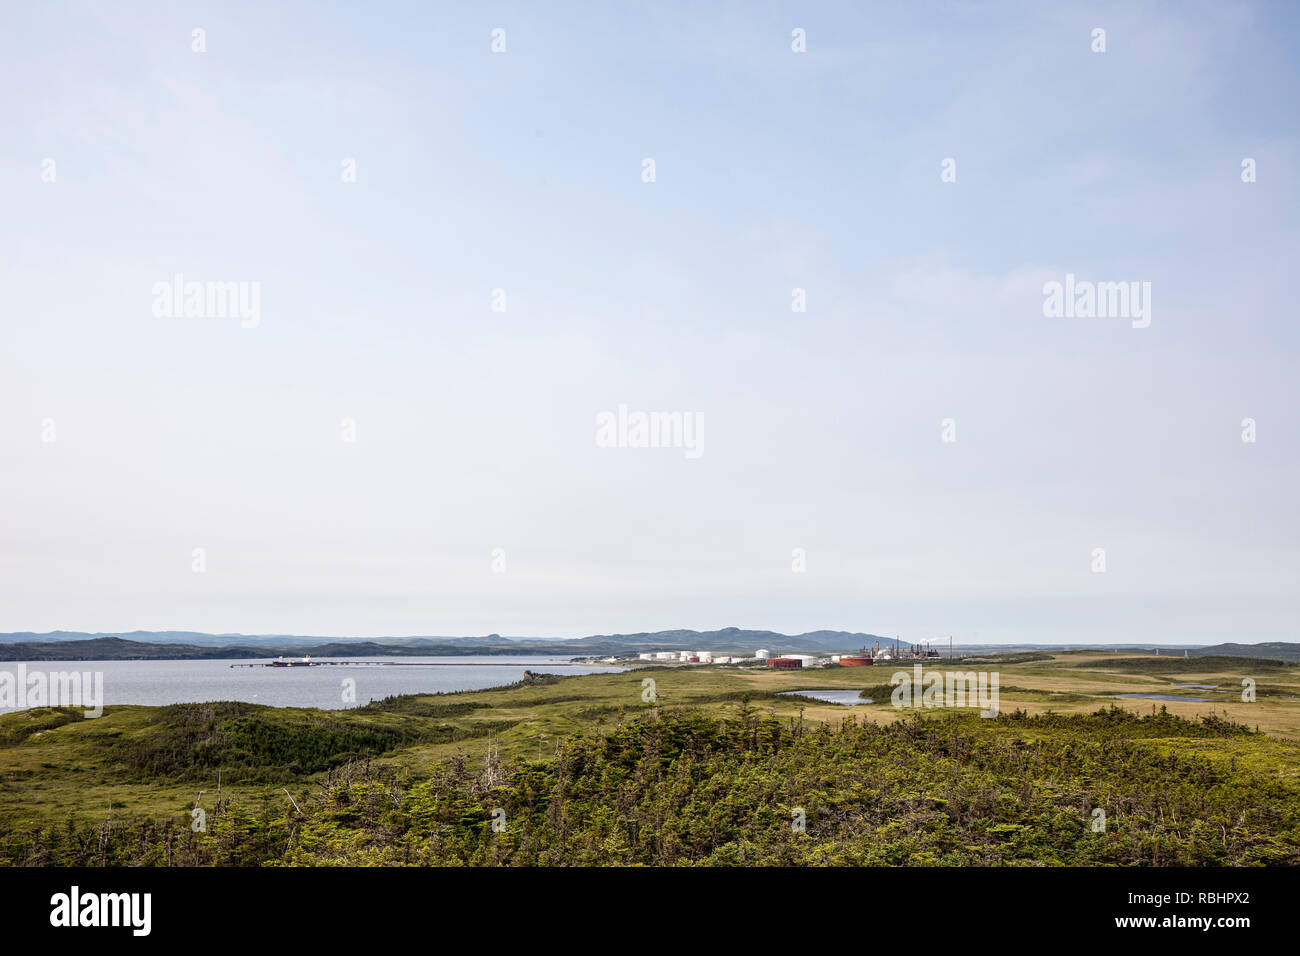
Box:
2;1;1297;642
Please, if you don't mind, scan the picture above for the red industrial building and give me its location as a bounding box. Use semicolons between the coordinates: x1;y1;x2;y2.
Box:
766;657;803;669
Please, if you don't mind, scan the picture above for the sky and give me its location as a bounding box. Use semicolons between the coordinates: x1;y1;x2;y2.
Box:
1;1;1297;643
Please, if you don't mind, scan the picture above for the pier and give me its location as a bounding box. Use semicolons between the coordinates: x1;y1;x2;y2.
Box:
228;660;589;668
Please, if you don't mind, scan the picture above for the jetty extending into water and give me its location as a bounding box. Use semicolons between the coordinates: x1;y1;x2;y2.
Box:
228;660;590;668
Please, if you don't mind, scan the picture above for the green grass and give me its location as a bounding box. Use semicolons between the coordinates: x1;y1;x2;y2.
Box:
3;705;1297;866
1067;655;1292;673
2;651;1299;865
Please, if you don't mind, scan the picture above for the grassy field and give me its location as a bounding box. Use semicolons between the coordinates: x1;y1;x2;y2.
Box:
1;649;1298;837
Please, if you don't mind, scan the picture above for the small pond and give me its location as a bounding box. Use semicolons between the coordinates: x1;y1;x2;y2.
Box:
779;689;872;706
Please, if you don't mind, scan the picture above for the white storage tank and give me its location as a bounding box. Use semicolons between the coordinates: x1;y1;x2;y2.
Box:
755;649;771;660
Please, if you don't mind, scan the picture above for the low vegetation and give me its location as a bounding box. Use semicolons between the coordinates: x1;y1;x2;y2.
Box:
1069;656;1292;674
1;705;1295;866
106;702;515;784
2;651;1298;866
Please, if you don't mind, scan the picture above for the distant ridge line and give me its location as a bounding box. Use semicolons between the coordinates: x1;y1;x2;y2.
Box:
0;629;1295;663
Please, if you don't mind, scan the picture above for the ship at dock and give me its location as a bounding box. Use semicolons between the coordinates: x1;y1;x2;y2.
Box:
268;655;316;668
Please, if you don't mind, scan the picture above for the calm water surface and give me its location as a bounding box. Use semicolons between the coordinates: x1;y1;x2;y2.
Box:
779;689;872;706
0;657;621;713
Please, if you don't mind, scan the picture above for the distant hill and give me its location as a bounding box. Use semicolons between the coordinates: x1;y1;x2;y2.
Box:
0;637;267;661
0;637;533;661
4;630;1293;663
0;630;511;648
0;628;900;661
568;627;893;653
1189;643;1300;663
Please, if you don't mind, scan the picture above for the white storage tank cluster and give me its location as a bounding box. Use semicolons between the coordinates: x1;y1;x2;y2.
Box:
637;650;754;665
